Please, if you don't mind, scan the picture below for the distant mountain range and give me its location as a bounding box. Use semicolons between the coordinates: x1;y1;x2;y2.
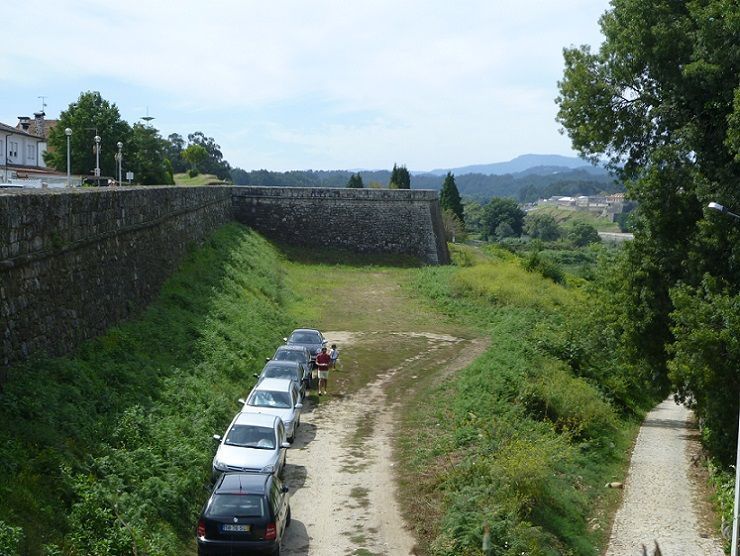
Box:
425;154;601;177
230;154;621;203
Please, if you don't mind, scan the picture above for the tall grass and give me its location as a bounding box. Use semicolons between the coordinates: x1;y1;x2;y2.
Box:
0;224;294;555
397;246;655;555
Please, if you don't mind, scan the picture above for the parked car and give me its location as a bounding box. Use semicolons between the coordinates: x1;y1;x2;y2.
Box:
240;378;303;443
211;412;289;481
196;472;291;556
269;345;312;389
254;360;307;400
284;328;327;363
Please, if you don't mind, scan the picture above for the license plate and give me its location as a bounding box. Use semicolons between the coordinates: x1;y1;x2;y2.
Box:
222;524;251;532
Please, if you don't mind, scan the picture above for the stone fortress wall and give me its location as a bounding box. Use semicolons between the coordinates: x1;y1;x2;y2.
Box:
1;186;448;369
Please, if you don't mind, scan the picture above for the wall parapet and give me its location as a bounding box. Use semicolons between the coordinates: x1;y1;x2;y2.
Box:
232;186;449;265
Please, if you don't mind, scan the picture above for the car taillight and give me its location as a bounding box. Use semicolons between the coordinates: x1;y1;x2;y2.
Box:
265;522;277;540
197;519;206;538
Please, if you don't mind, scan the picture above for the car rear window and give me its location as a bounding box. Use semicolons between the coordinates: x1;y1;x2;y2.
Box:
275;350;303;362
208;494;266;518
265;367;296;380
289;332;320;343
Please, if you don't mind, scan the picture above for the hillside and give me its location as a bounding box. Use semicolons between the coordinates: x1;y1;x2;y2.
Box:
230;166;622;203
426;153;595;176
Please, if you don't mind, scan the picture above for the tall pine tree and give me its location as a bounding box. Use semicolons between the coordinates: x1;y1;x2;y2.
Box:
346;173;364;188
389;163;411;189
439;172;464;222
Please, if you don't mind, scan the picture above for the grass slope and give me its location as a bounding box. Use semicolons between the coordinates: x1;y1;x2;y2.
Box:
0;224;294;555
395;244;654;555
173;172;226;186
530;206;621;232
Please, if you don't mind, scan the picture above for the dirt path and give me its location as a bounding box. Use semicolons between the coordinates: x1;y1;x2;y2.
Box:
280;330;488;555
604;399;724;556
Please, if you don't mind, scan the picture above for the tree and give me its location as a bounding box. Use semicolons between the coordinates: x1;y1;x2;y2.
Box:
45;91;132;178
556;0;740;461
567;222;600;247
439;172;464;223
187;132;231;180
524;212;561;241
128;123;174;185
346;173;364;188
164;133;188;173
482;198;525;240
389;163;411;189
441;209;465;243
181;144;208;175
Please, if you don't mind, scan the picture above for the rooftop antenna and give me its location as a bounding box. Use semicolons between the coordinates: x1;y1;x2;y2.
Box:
141;106;155;124
38;96;47;114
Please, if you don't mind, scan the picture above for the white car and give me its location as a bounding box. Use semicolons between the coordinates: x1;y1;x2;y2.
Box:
211;412;290;481
240;378;303;442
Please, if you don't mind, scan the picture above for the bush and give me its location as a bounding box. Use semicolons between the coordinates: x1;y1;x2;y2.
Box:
0;521;23;556
188;168;199;178
522;251;565;284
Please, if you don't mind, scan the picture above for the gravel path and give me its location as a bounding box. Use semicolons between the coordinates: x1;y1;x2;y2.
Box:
605;398;724;556
279;330;487;555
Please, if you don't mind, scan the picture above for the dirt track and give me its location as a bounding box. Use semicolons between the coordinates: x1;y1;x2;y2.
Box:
280;330;488;555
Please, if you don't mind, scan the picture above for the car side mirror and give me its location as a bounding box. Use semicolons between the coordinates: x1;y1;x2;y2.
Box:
253;373;259;378
282;486;290;493
212;434;222;443
265;357;271;362
295;403;303;409
283;337;288;342
238;398;247;405
281;441;291;448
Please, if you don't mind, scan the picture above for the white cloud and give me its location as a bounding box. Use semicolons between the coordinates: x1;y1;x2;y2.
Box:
4;0;609;169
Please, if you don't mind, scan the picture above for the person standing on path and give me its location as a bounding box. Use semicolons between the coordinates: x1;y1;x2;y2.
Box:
315;347;331;396
329;343;339;369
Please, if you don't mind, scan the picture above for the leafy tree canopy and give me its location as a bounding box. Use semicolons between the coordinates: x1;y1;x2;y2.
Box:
389;163;411;189
346;173;364;188
182;144;208;172
524;212;562;241
440;172;464;223
557;0;740;461
482;198;525;240
45;91;132;177
128;123;174;185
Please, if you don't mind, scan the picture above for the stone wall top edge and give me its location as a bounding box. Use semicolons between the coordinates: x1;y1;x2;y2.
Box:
231;186;439;200
0;185;232;198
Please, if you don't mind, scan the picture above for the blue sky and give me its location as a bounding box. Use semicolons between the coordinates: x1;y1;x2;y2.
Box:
2;0;610;172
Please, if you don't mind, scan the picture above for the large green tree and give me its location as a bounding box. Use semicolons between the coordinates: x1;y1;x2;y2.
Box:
439;172;464;223
45;91;132;178
128;123;174;185
557;0;740;460
524;212;561;241
187;132;231;180
164;133;188;174
346;173;364;188
389;163;411;189
482;198;525;240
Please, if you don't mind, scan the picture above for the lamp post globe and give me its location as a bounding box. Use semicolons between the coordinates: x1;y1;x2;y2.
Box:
116;142;123;186
64;128;72;187
94;135;101;180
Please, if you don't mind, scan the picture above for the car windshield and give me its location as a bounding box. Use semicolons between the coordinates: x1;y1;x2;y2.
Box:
248;390;292;409
208;494;266;518
264;367;297;380
224;425;276;449
289;332;320;344
275;350;304;363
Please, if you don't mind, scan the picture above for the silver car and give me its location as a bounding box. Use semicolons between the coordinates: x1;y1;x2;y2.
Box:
211;412;290;481
240;378;303;443
254;360;307;401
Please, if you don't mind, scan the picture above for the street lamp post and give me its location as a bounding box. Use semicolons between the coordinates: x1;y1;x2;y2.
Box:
116;142;123;186
65;128;72;187
707;201;740;556
94;135;101;182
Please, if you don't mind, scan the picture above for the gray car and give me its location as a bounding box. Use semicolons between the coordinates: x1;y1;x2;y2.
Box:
211;412;290;481
240;378;303;443
254;360;307;400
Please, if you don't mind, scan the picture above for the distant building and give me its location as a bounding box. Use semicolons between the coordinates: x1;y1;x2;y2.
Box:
1;111;66;184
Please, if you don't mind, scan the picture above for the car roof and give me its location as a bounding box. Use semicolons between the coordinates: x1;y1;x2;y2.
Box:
275;344;308;352
264;360;301;370
290;328;322;335
216;473;270;495
251;377;295;392
233;412;281;427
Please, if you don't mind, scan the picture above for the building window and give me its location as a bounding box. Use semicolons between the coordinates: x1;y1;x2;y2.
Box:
9;142;18;158
27;144;35;160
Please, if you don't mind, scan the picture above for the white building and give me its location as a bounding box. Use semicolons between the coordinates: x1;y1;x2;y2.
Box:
0;122;48;181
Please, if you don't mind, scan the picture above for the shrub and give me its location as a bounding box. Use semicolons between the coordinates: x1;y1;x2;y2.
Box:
188;168;199;178
0;521;23;556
